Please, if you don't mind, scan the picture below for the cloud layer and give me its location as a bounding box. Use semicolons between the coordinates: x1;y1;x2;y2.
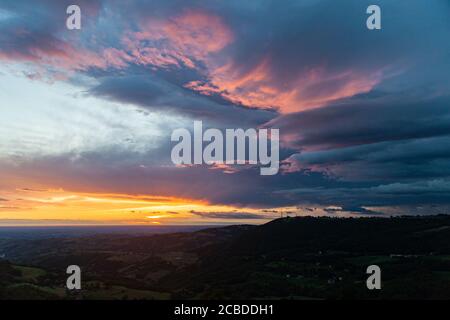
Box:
1;0;450;221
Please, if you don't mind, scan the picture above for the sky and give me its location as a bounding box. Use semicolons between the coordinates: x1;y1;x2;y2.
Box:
0;0;450;225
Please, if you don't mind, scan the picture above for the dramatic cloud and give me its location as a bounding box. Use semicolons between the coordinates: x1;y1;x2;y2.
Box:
1;0;450;223
190;211;270;220
88;74;276;127
268;93;450;151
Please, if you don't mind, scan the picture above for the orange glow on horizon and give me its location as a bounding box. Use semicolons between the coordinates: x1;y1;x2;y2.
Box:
0;188;285;226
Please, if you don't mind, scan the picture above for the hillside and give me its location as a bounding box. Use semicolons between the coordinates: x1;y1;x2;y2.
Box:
1;216;450;300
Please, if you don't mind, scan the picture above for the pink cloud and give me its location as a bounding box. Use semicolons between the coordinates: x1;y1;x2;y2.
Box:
0;30;108;72
187;57;383;113
119;10;234;69
0;10;234;75
0;10;383;114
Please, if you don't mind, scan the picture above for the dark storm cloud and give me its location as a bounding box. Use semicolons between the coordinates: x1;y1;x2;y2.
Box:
271;90;450;188
323;206;381;215
269;93;450;150
276;179;450;209
88;74;276;127
288;136;450;181
189;210;268;220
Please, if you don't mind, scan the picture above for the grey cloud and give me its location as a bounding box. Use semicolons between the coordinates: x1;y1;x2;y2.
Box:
323;206;382;215
269;93;450;150
289;135;450;181
190;210;269;220
89;74;276;128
